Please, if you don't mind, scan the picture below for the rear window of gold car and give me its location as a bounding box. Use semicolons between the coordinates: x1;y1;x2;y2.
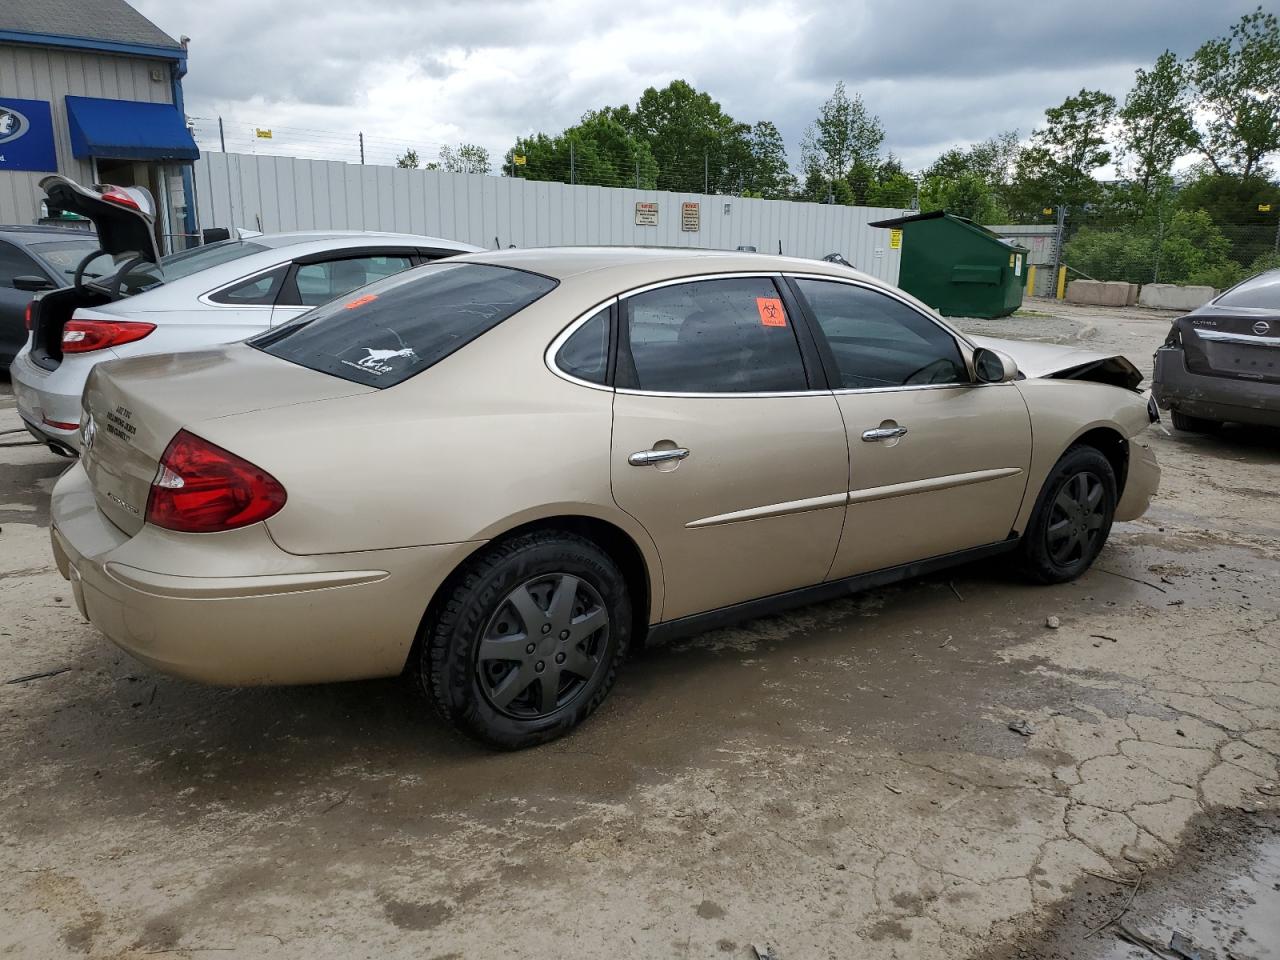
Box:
250;262;557;387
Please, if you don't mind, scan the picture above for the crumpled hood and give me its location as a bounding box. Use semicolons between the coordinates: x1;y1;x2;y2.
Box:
968;335;1144;390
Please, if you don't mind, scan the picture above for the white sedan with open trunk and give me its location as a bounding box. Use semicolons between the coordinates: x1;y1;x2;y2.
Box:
11;176;480;455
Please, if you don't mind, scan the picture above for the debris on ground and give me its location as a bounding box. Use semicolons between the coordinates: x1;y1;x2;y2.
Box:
1008;719;1036;737
1045;616;1061;629
6;667;70;684
1169;930;1202;960
753;945;779;960
949;581;965;602
1113;924;1169;958
883;783;903;795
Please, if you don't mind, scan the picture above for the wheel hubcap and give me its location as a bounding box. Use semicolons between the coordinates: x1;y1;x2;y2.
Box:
1046;470;1105;567
476;574;610;719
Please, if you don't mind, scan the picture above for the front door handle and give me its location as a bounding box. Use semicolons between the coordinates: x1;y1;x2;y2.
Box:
861;425;908;442
629;447;690;466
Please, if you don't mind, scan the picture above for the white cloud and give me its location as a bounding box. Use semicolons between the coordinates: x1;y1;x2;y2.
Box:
132;0;1264;173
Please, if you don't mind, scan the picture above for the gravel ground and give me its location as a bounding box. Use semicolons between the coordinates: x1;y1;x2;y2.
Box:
1;298;1277;959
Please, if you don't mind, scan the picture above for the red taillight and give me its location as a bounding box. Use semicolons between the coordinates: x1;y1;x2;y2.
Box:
146;430;287;533
62;319;156;353
24;301;33;332
100;187;141;210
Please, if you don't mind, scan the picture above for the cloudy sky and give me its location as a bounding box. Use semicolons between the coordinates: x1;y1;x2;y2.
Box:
133;0;1260;173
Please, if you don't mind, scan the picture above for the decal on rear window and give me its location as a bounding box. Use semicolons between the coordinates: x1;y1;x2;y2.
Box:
250;263;557;388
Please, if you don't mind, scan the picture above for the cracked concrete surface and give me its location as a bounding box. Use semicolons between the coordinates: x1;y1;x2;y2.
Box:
1;300;1278;959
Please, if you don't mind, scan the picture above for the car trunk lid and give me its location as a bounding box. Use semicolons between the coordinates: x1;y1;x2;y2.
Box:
1177;312;1280;384
39;175;160;264
80;344;375;536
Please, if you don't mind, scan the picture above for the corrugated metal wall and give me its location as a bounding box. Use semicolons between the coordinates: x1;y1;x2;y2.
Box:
194;152;908;283
0;42;175;224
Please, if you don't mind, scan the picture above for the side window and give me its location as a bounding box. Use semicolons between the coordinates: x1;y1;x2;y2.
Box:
556;306;610;385
291;254;414;307
621;277;808;393
0;241;42;287
209;265;287;305
794;279;966;389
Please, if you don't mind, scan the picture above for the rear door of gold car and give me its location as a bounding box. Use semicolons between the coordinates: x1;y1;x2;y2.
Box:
786;276;1033;578
606;275;850;621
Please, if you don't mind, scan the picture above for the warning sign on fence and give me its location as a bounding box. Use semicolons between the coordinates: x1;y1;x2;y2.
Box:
681;202;700;232
635;202;658;226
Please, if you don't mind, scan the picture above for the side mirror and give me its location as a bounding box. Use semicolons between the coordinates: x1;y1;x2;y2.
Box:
13;275;55;292
973;346;1018;384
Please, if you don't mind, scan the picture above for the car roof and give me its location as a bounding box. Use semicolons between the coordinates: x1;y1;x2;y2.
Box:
0;224;99;244
253;231;484;251
453;245;880;285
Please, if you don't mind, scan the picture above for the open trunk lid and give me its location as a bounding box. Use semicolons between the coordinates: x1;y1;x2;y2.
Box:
40;175;159;264
80;344;374;536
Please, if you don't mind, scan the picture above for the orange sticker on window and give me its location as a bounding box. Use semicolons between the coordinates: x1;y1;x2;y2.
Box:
344;293;378;310
756;296;786;327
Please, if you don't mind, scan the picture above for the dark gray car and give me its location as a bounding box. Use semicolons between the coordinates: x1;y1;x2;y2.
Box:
1152;269;1280;431
0;225;102;369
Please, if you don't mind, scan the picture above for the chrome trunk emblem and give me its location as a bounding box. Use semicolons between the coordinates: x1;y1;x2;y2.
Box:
1253;320;1271;336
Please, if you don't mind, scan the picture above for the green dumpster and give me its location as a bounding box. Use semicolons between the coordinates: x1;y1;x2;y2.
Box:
868;211;1028;318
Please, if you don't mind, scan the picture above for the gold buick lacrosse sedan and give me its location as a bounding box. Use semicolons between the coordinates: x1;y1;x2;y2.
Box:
49;247;1160;748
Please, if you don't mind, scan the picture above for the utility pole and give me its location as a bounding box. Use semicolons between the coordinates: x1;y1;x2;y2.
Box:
218;116;225;152
359;132;364;165
635;157;640;189
704;151;709;194
570;141;575;185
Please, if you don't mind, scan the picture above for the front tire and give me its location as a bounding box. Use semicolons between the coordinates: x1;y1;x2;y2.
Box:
418;531;631;749
1016;445;1117;584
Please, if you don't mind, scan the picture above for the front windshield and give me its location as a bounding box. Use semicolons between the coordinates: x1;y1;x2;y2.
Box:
106;240;270;296
29;238;104;282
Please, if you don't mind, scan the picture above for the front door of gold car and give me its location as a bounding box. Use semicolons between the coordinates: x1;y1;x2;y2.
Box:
609;276;850;621
788;276;1033;578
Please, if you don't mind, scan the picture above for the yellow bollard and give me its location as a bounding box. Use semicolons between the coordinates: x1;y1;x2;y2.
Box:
1026;264;1037;295
1056;266;1067;299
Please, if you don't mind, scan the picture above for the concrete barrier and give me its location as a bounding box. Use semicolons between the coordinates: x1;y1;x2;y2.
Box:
1138;284;1217;311
1065;280;1133;307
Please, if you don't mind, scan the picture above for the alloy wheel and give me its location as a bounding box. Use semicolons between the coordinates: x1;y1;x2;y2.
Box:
476;574;610;719
1046;470;1106;567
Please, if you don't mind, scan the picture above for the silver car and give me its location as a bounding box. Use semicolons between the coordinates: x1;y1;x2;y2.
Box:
11;176;481;455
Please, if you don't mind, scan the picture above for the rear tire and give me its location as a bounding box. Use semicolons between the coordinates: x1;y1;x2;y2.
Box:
1015;445;1117;585
418;531;631;749
1171;410;1221;432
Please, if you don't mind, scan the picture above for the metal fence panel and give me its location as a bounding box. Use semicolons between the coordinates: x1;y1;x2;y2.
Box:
193;152;908;283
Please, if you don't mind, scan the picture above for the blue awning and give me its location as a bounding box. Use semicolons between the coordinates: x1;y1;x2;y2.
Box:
65;95;199;162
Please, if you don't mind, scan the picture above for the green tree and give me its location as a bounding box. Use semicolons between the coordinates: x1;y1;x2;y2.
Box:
800;81;885;195
1188;7;1280;177
918;172;1006;223
1064;208;1235;285
621;80;753;193
395;148;420;169
743;121;795;199
503;112;658;188
1118;51;1196;191
1176;170;1280;267
431;143;491;174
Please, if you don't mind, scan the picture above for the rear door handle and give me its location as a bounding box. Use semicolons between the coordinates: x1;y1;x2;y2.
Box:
628;447;690;466
861;426;908;442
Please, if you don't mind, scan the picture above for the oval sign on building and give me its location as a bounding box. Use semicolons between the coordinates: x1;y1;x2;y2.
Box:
0;97;57;172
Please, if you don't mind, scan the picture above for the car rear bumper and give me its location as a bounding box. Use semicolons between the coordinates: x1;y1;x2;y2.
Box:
50;461;479;685
10;351;85;450
1116;437;1159;522
1152;346;1280;427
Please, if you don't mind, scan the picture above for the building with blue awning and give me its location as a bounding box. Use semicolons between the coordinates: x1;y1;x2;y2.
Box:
0;0;199;253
